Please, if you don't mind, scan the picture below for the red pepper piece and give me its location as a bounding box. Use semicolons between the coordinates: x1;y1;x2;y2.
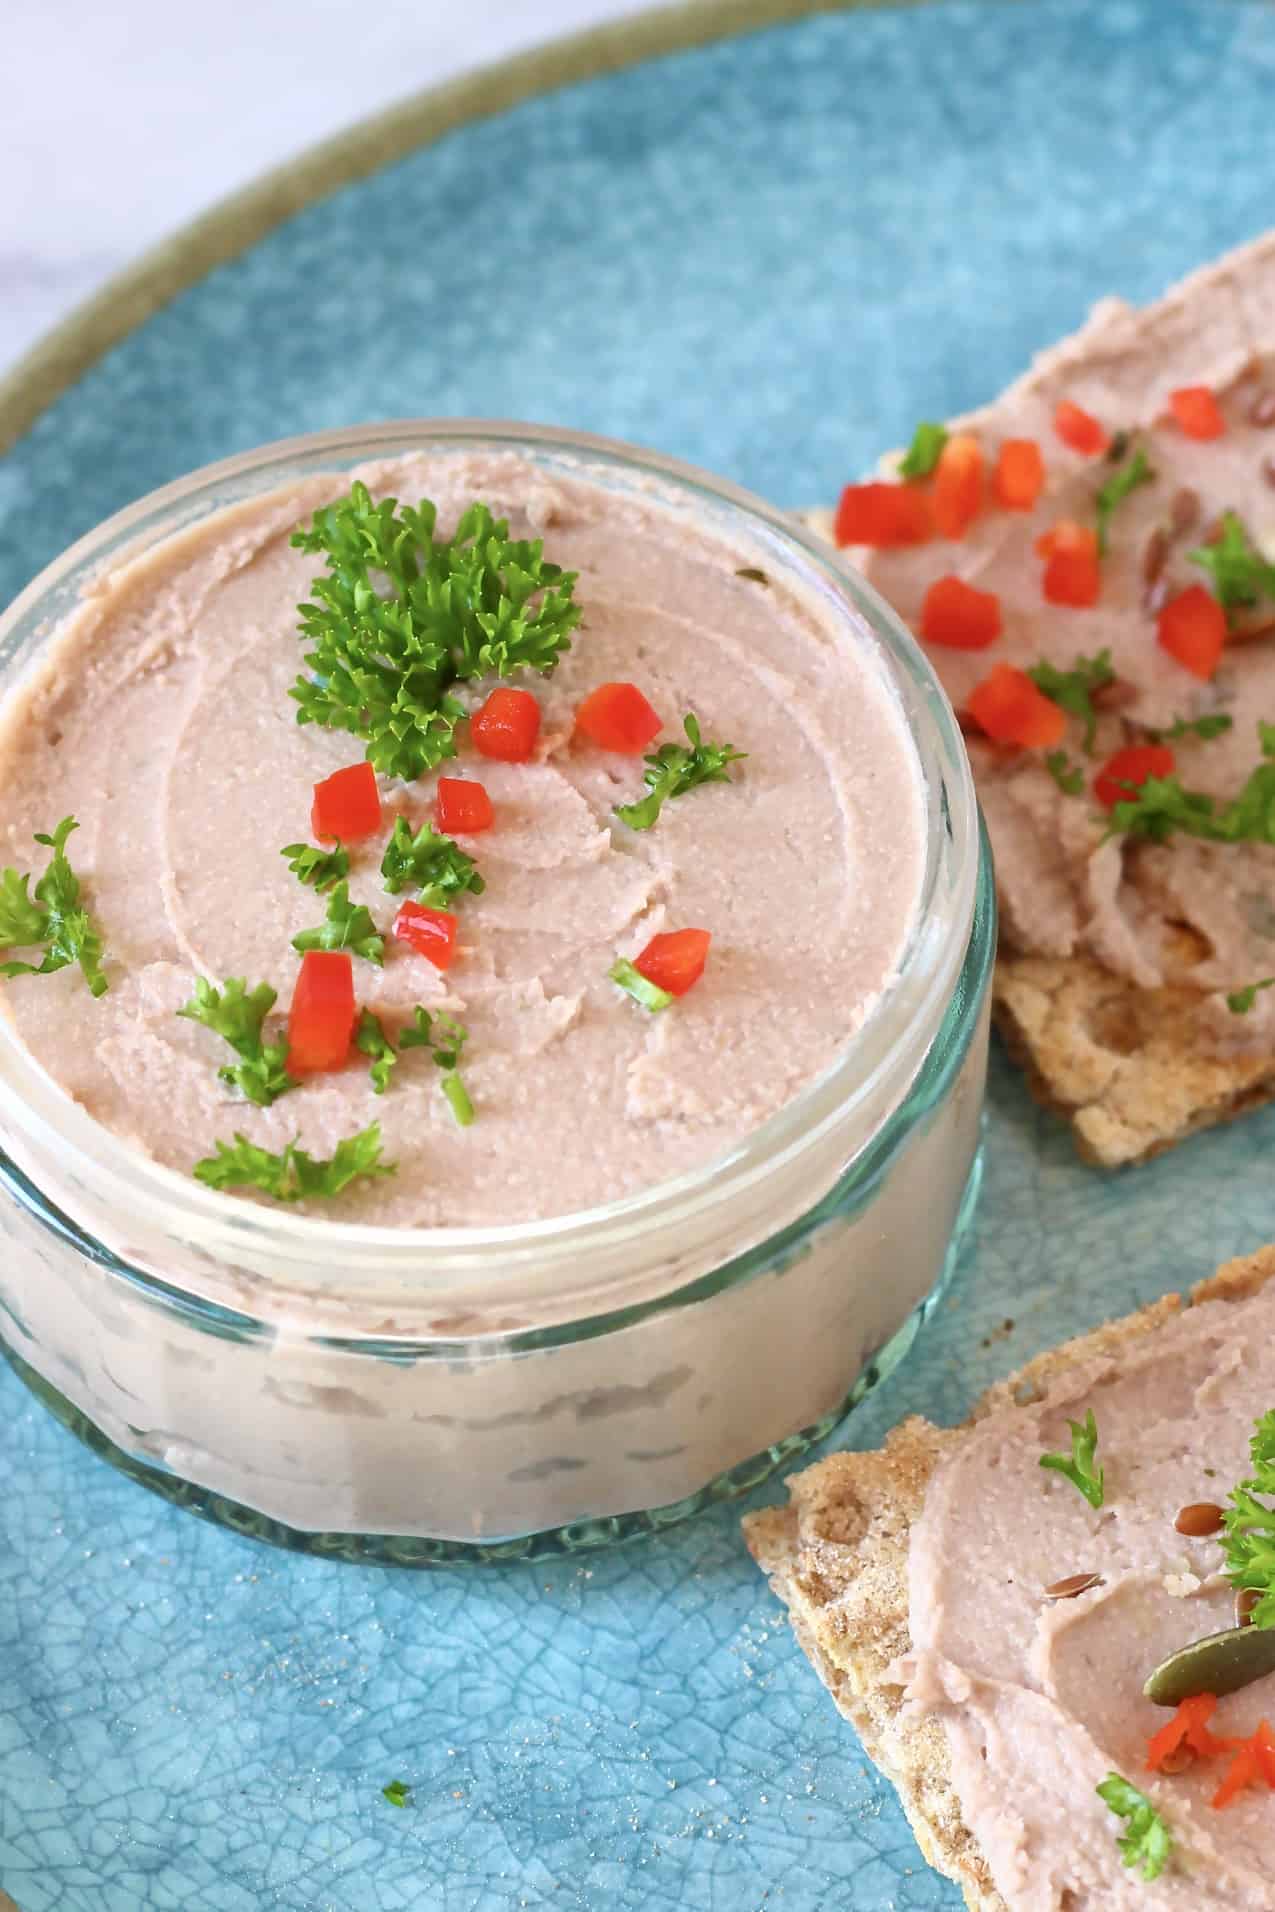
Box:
1212;1725;1275;1809
920;575;1003;649
1170;385;1226;441
286;950;356;1077
932;434;984;539
834;481;933;548
993;438;1046;511
1253;1720;1275;1790
470;687;541;762
1157;583;1227;680
435;777;494;835
575;682;663;754
1039;521;1101;607
633;928;711;998
1145;1693;1231;1772
965;664;1066;749
393;900;459;970
1094;743;1176;811
311;761;381;843
1053;399;1108;456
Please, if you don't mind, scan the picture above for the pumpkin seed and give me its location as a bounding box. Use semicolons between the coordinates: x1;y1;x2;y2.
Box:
1143;1622;1275;1707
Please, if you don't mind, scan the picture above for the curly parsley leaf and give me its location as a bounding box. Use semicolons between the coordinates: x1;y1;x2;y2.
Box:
356;1008;398;1094
193;1123;394;1203
609;957;673;1014
1222;1410;1275;1626
1228;977;1275;1015
1151;713;1234;744
1095;444;1154;556
399;1006;474;1125
178;977;296;1107
614;715;747;832
0;818;109;998
1026;652;1115;756
289;483;581;780
898;421;949;481
292;880;384;965
1096;1774;1172;1883
281;840;350;893
1045;750;1084;796
1040;1407;1104;1509
1189;511;1275;617
382;1780;412;1809
380;817;485;905
1109;722;1275;845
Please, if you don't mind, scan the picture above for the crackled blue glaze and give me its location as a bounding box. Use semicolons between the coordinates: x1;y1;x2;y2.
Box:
3;2;1275;1906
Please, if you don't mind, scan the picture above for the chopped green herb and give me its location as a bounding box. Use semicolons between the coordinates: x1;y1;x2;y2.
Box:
382;1780;412;1809
292;880;384;965
609;957;673;1014
1096;1774;1172;1883
281;840;350;893
1045;750;1085;796
898;421;949;481
1026;651;1115;756
1151;713;1234;744
1223;1409;1275;1627
1095;444;1154;556
1227;977;1275;1015
178;977;296;1107
399;1007;474;1126
380;817;484;904
0;818;109;998
193;1123;394;1203
1040;1407;1104;1509
356;1008;399;1093
1108;721;1275;845
1189;511;1275;617
614;714;746;832
289;483;581;780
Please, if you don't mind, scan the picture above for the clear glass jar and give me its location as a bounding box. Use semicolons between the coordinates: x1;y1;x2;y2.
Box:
0;423;993;1564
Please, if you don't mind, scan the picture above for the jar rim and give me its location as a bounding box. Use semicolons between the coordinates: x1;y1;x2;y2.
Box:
0;419;982;1297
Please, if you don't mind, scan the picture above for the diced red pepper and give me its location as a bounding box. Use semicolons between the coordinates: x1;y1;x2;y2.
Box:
470;687;541;762
1145;1693;1231;1773
435;776;494;835
575;682;663;755
1093;744;1176;811
920;575;1003;649
393;900;459;970
311;761;381;844
1170;385;1226;441
1039;521;1101;607
1157;583;1227;680
993;438;1045;511
932;434;984;539
965;664;1066;749
633;929;711;998
834;481;933;548
1053;399;1108;456
286;950;356;1077
1212;1723;1275;1809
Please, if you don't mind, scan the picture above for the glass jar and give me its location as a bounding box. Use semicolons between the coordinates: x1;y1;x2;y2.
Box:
0;422;993;1564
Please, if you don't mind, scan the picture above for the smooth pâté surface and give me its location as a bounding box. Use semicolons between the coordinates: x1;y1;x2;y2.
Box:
0;451;924;1224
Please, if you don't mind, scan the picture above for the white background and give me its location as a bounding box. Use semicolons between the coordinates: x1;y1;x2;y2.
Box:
2;0;660;374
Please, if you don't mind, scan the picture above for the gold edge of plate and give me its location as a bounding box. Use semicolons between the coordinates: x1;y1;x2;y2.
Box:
0;0;953;458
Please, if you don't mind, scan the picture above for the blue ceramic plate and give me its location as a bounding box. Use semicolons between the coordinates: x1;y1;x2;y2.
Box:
3;3;1275;1906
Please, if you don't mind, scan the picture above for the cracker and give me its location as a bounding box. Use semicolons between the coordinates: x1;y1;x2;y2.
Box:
805;230;1275;1166
743;1244;1275;1912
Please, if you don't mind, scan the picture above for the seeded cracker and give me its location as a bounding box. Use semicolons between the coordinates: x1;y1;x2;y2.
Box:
743;1243;1275;1912
807;230;1275;1166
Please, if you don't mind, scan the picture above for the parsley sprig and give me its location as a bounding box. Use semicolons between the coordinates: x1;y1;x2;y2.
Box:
1108;720;1275;845
1027;652;1114;756
293;881;384;965
1228;977;1275;1015
1096;1774;1172;1883
380;818;484;905
400;1007;474;1126
1045;750;1084;796
289;483;581;780
356;1010;399;1094
281;841;350;893
1150;713;1233;744
1222;1410;1275;1627
1039;1408;1104;1509
614;715;746;831
0;818;108;998
193;1123;394;1203
1189;511;1275;617
898;421;948;481
382;1780;412;1809
1094;444;1154;556
178;977;296;1107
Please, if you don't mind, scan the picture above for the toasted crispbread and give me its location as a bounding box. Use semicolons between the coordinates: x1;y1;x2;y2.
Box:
806;231;1275;1166
742;1243;1275;1912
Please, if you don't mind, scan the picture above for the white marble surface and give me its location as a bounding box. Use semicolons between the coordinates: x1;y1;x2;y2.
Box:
1;0;659;375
